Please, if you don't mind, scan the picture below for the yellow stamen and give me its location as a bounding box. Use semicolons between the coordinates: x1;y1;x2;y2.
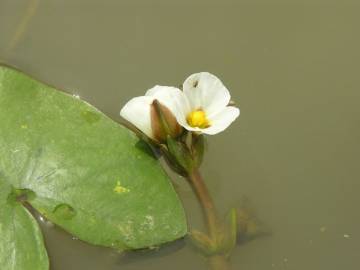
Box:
187;110;210;128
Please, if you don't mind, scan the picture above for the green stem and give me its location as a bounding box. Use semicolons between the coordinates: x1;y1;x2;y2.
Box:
187;169;231;270
188;169;219;239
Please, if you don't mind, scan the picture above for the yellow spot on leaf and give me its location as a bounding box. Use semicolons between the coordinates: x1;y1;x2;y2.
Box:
21;124;28;129
114;181;130;194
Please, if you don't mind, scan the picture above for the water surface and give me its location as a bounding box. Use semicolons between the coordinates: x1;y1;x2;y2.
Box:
1;1;360;269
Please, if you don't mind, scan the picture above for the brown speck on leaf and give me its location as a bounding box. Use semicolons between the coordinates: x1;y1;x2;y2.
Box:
193;80;198;88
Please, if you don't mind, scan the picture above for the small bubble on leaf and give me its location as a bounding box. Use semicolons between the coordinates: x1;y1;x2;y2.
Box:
53;203;76;220
81;110;101;124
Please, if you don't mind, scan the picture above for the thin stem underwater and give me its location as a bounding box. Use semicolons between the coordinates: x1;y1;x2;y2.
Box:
187;169;231;270
188;169;219;239
6;0;40;54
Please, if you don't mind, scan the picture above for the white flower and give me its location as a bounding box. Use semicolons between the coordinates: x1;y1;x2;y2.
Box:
120;72;240;139
176;72;240;135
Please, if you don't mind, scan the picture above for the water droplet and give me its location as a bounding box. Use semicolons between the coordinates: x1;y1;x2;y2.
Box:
53;203;76;220
81;110;101;124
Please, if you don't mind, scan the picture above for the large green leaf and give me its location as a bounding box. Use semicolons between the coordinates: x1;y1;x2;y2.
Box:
0;65;187;269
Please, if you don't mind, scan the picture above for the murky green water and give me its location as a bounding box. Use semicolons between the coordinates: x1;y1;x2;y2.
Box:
1;0;360;269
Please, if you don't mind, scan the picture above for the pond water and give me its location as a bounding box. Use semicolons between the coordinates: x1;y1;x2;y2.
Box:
1;0;360;269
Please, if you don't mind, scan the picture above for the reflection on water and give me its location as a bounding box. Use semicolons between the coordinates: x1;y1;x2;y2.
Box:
1;0;360;269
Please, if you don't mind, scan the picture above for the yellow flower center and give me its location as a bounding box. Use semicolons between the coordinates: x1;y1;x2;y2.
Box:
187;109;210;128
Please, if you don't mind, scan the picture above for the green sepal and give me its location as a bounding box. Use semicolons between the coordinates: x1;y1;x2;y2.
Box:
191;134;206;168
159;144;188;176
166;136;194;173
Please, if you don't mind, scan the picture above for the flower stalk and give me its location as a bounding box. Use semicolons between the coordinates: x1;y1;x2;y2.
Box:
165;132;234;269
188;169;219;240
186;168;236;270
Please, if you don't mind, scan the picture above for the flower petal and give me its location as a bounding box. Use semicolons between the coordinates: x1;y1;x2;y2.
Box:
146;85;190;125
183;72;231;115
120;96;154;139
201;106;240;135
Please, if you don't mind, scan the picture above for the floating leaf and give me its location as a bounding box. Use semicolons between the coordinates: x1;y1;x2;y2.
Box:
0;65;187;269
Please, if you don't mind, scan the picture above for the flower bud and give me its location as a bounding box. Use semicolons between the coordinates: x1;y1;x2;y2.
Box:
150;99;183;142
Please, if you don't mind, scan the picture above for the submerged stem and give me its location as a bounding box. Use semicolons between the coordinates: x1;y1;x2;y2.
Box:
188;169;219;239
187;169;231;270
209;255;231;270
6;0;40;54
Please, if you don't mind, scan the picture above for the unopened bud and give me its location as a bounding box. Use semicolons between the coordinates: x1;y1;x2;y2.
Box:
150;99;183;142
